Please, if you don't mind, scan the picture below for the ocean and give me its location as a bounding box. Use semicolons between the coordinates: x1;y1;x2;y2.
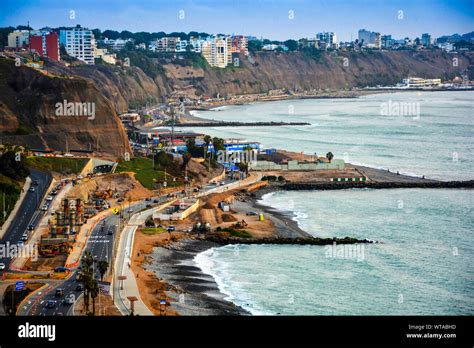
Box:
191;91;474;315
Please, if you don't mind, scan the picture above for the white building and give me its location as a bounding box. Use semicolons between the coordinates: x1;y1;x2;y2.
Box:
8;30;30;48
201;37;231;68
59;26;96;64
316;32;337;49
358;29;381;49
437;42;455;52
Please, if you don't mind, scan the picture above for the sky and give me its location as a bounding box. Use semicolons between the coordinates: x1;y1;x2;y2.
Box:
1;0;473;41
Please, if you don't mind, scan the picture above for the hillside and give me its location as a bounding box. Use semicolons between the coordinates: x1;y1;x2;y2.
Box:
0;59;131;158
48;50;473;106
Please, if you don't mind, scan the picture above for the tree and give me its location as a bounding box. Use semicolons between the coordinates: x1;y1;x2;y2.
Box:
89;280;99;316
182;152;192;169
284;39;298;51
77;251;94;314
97;260;109;281
326;152;334;163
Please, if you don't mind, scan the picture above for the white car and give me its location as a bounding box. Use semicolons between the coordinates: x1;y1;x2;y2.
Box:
42;204;48;211
0;263;5;271
46;196;53;201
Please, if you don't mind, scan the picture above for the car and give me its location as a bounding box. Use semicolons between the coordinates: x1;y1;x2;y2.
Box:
77;175;83;180
107;229;114;235
167;225;175;232
117;198;124;203
21;235;28;242
63;295;74;305
27;224;35;231
55;288;64;297
127;208;133;213
42;204;48;211
54;267;70;273
246;211;258;216
220;182;225;186
29;187;35;192
145;204;152;208
55;184;62;190
45;300;56;308
145;197;152;201
153;199;159;203
17;241;24;247
46;196;53;201
75;284;83;291
33;180;39;186
51;190;57;196
0;263;5;271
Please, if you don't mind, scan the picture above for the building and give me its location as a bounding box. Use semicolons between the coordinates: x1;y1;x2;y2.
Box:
29;31;60;61
381;35;394;49
437;42;455;52
59;25;96;64
8;30;30;48
94;48;116;64
298;38;319;49
153;37;181;52
421;33;431;47
202;37;231;68
358;29;381;48
316;32;337;49
100;38;131;51
230;35;249;55
402;77;442;88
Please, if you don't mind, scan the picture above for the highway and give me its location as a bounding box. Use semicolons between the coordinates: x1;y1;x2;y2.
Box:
25;195;168;316
0;170;51;272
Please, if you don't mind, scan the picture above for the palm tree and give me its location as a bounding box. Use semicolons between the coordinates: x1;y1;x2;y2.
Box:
89;280;99;316
326;152;334;163
78;251;94;313
97;260;109;281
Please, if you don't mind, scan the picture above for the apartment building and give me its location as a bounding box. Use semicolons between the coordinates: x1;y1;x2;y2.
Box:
59;25;96;64
230;35;249;55
201;37;231;68
29;31;60;61
316;32;337;49
358;29;381;48
7;30;30;48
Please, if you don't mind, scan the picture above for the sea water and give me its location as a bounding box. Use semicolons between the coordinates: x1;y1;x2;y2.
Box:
192;91;474;315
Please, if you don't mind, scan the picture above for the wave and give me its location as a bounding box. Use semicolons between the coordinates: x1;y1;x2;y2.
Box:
193;247;269;315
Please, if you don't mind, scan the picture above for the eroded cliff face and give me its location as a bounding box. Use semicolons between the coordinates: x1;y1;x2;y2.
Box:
0;59;131;158
50;50;471;106
165;50;471;97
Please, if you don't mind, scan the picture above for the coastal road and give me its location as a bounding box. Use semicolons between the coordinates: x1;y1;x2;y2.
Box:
26;214;119;316
0;170;51;272
24;195;169;316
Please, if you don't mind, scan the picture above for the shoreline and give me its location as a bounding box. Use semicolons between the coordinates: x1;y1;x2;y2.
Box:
140;188;321;316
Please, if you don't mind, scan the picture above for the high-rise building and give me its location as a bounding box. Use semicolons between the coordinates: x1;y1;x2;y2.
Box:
358;29;381;48
421;33;431;47
202;37;230;68
59;25;96;64
8;30;30;48
30;32;60;61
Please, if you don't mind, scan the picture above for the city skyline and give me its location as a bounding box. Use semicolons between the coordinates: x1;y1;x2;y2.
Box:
1;0;473;41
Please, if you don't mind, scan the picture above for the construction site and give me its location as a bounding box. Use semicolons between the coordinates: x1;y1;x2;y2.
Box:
39;198;84;256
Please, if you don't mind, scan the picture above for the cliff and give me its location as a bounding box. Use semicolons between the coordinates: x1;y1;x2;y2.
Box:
0;59;131;158
46;49;473;108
